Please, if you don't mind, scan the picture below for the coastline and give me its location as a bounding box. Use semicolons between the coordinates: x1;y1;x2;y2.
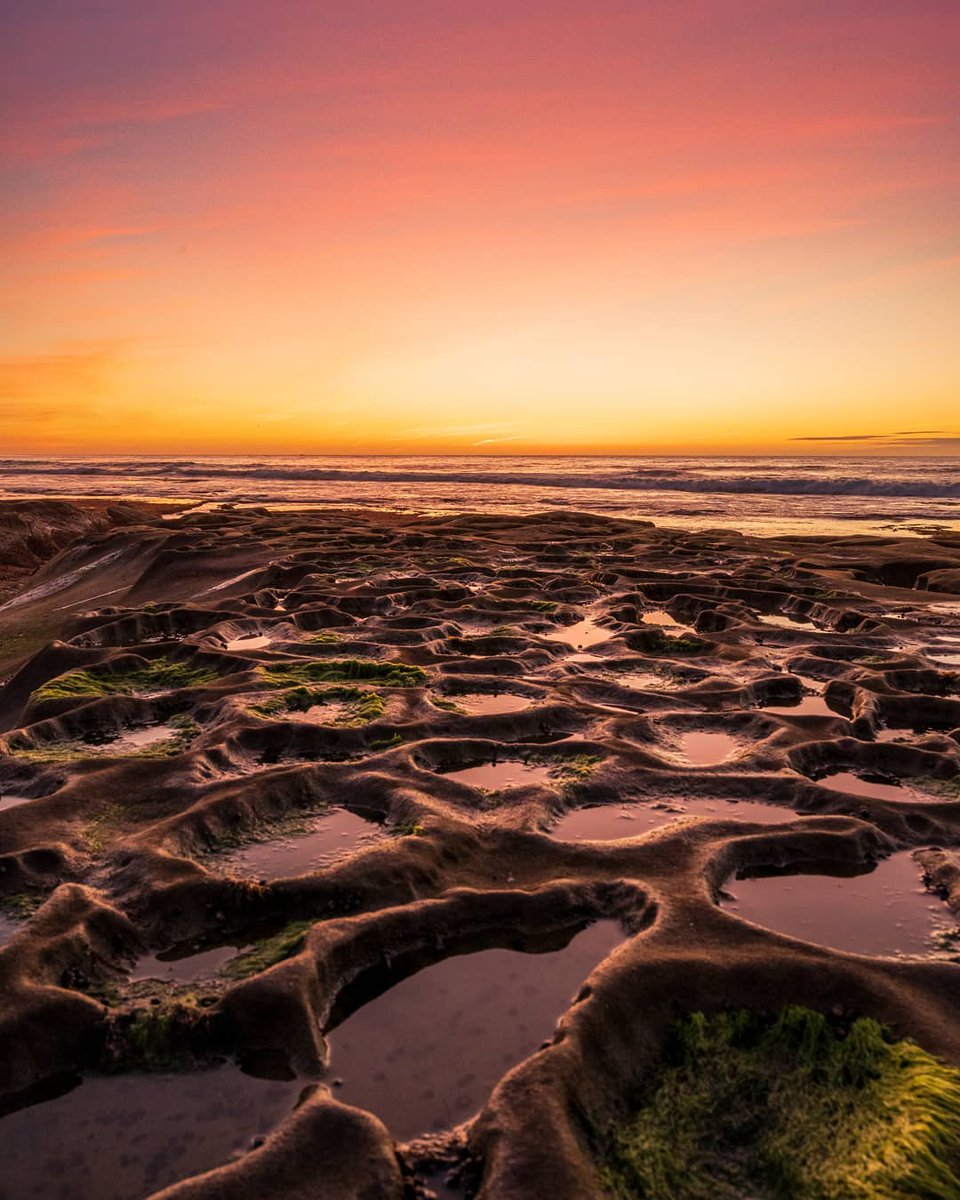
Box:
3;453;960;539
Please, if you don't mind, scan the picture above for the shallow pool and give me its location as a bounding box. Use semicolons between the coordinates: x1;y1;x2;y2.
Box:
325;920;623;1140
0;1066;302;1200
721;852;955;958
553;798;799;841
442;760;556;790
215;808;382;880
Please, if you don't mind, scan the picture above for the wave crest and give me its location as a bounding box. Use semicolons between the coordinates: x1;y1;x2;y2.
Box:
1;459;958;500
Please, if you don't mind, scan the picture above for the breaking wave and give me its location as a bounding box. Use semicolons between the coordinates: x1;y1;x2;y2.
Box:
2;458;959;499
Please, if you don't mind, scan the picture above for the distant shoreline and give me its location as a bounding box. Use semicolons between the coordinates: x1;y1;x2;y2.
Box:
2;453;959;540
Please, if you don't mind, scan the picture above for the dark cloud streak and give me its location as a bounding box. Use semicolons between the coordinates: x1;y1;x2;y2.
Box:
790;431;949;442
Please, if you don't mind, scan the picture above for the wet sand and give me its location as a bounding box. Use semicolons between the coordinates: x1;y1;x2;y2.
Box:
0;502;959;1198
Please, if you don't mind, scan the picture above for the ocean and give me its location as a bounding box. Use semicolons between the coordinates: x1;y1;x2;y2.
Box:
2;455;958;538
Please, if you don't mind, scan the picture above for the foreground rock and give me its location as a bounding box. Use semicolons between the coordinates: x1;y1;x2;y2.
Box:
0;505;958;1198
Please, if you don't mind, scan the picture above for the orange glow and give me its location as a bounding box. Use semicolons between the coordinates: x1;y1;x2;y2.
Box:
2;2;958;455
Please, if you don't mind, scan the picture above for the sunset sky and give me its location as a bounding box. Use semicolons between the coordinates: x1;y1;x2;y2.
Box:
2;1;958;455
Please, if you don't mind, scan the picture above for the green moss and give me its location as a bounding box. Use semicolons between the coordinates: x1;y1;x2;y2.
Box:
86;979;121;1007
251;686;386;725
34;659;218;703
84;802;128;852
221;920;314;980
125;713;198;758
552;753;603;781
0;892;42;919
257;658;426;689
520;599;558;613
124;996;201;1070
305;631;341;643
601;1007;960;1200
7;742;88;764
633;628;706;656
8;714;199;764
431;696;466;714
390;820;425;837
248;693;287;716
370;732;404;749
449;628;525;650
915;776;960;801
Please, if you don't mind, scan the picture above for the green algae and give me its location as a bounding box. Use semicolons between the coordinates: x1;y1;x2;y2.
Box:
251;685;386;725
389;820;426;837
84;802;130;852
122;995;204;1071
916;776;960;801
552;753;603;781
602;1007;960;1200
221;920;314;980
257;658;426;689
34;660;218;703
0;892;42;919
632;628;706;656
8;715;199;764
370;732;404;749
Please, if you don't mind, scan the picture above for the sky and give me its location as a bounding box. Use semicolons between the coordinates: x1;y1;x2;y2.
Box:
1;0;958;456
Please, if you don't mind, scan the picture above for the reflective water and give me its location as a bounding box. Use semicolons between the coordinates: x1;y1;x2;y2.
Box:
325;920;622;1140
814;772;925;803
11;455;960;540
673;731;740;766
875;726;932;743
641;610;684;627
553;797;799;840
132;941;250;983
216;808;382;880
0;914;23;945
763;692;837;717
0;791;34;812
291;701;354;725
757;613;814;629
641;610;696;637
443;760;556;790
443;693;532;715
721;852;955;958
616;671;672;691
0;1066;301;1200
226;633;272;652
108;723;180;752
544;616;612;648
31;724;184;760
